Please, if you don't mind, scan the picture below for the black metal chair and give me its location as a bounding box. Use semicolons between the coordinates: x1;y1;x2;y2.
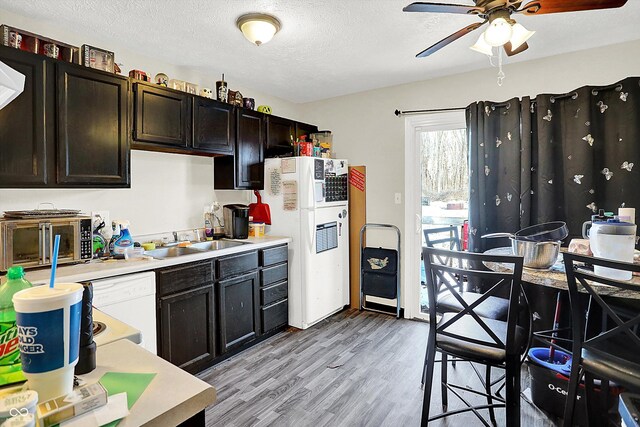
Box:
423;226;510;321
562;252;640;427
422;247;528;427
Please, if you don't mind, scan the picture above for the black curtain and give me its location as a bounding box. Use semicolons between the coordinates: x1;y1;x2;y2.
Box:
467;97;532;253
468;77;640;252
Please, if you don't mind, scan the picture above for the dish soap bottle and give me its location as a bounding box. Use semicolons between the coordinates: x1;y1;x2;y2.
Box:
108;221;120;255
113;221;134;254
0;266;32;386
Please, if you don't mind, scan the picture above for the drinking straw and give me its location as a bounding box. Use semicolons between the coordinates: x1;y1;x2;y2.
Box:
49;234;61;289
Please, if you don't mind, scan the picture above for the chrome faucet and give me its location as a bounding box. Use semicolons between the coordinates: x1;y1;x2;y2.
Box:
173;231;178;243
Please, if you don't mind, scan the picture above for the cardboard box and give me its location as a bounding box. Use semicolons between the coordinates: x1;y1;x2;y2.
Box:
36;382;107;427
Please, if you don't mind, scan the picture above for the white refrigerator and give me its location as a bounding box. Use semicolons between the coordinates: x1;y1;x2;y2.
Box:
263;157;350;329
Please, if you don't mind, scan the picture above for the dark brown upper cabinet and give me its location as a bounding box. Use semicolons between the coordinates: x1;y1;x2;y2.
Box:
56;63;129;186
0;46;48;187
192;97;235;155
0;46;129;188
214;109;265;190
265;115;295;158
132;82;191;151
296;121;318;140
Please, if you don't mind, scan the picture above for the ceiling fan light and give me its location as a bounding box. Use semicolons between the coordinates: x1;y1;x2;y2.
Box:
483;17;513;47
470;34;493;56
509;23;535;50
237;13;281;46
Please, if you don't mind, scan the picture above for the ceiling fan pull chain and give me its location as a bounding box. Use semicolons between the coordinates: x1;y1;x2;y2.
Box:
497;48;505;86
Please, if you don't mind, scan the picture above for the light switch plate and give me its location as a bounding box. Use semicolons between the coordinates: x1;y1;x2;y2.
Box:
394;193;402;204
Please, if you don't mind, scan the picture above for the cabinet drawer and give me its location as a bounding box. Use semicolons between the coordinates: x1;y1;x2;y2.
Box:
217;251;258;280
156;260;214;297
260;281;288;306
261;298;288;333
260;245;288;267
261;263;287;286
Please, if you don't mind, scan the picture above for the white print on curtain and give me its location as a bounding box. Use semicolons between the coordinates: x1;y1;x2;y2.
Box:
507;132;512;140
543;110;552;121
587;202;597;212
582;134;594;146
620;92;628;101
495;195;501;206
574;175;584;184
496;137;502;148
597;101;609;113
621;161;634;172
601;168;613;180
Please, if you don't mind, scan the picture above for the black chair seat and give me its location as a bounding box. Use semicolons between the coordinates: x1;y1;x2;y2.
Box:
439;291;509;321
437;313;526;364
582;336;640;390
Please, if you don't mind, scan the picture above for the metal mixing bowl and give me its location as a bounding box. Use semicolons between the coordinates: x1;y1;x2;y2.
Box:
511;239;560;269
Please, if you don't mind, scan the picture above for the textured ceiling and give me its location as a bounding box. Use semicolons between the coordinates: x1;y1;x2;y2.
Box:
1;0;639;103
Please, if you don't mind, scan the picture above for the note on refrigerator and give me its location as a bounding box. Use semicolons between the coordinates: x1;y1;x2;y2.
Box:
283;180;298;211
268;168;281;196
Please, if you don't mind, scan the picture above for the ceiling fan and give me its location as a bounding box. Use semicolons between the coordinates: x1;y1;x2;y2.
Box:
404;0;628;58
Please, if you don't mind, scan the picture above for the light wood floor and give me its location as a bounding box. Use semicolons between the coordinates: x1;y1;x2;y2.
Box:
198;309;558;426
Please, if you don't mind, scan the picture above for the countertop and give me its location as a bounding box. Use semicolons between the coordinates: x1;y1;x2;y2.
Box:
484;246;640;299
4;236;290;286
79;339;216;426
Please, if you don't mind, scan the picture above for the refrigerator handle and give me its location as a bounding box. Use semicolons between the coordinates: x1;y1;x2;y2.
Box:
307;210;316;254
304;160;315;209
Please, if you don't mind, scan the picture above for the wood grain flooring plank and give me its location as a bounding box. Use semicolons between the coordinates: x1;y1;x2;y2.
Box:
202;309;557;427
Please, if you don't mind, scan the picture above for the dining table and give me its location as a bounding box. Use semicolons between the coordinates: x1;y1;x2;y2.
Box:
483;247;640;300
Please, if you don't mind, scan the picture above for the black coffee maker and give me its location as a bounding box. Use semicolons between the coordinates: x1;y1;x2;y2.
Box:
223;204;249;239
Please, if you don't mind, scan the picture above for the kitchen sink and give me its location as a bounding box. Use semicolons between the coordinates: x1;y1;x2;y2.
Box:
144;246;204;259
190;240;246;251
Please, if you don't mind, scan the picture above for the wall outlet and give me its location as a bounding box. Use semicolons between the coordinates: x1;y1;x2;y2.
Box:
91;211;110;238
394;193;402;204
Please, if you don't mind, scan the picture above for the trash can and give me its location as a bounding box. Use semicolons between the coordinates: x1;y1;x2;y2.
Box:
527;347;620;426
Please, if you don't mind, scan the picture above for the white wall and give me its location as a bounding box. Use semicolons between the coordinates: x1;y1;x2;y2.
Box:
0;7;303;235
299;39;640;308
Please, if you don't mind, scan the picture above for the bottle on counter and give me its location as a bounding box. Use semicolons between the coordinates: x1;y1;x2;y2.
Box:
113;221;134;255
0;266;32;386
108;221;120;255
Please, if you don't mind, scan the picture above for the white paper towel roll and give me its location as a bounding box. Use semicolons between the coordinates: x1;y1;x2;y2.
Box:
619;207;636;224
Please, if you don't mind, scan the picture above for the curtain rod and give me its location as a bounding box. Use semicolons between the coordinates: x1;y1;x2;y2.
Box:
394;107;465;116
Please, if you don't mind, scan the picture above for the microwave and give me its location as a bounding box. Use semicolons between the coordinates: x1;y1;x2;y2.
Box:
0;216;93;272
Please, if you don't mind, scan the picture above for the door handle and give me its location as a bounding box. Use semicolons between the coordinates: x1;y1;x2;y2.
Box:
47;223;53;263
39;223;46;265
415;214;421;234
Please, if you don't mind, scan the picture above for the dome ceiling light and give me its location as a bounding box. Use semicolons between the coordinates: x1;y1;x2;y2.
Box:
236;13;282;46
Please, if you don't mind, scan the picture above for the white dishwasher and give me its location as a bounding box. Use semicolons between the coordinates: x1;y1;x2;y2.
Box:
91;271;157;354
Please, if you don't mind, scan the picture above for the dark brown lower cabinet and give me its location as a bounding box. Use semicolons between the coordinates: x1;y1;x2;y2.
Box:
159;285;216;373
217;271;260;353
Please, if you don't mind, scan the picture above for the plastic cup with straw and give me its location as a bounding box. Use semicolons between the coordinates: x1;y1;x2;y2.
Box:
12;234;85;400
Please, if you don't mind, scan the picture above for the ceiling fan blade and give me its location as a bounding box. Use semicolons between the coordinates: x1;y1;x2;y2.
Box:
519;0;627;15
416;22;485;58
504;42;529;56
403;2;483;15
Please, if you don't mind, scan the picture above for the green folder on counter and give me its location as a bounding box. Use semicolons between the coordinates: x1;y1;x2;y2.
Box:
99;372;156;426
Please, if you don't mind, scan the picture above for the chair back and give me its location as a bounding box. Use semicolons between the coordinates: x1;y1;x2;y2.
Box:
423;247;525;356
423;226;461;251
563;253;640;369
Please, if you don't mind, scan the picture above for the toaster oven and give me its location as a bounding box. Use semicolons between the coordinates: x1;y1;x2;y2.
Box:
0;216;93;271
